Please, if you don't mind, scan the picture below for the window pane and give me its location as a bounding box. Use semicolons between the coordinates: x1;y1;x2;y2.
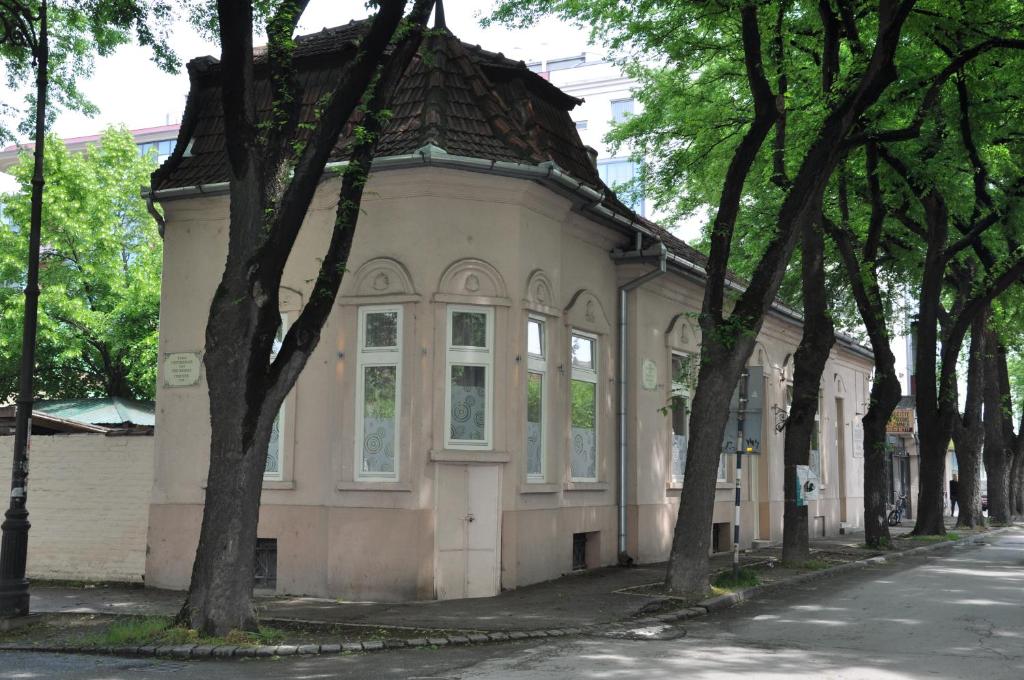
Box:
575;120;588;130
672;353;695;390
270;319;285;361
527;319;544;357
598;159;644;215
611;98;634;122
718;453;727;481
452;311;487;348
266;411;281;475
361;365;397;474
571;335;594;370
365;311;399;348
450;365;487;441
571;379;597;479
672;397;687;480
527;372;543;477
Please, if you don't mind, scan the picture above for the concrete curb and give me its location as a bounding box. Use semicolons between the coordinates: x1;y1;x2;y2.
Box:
0;527;1014;661
685;525;1017;618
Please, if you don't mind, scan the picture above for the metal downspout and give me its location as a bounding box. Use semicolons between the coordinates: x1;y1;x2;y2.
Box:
613;237;668;564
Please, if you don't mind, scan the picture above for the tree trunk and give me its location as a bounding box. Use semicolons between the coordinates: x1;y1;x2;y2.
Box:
861;364;901;545
174;1;434;636
782;217;834;564
954;435;984;528
178;163;284;634
952;316;985;528
914;421;952;535
668;342;752;597
1010;441;1024;518
982;324;1011;524
824;149;898;549
666;0;912;596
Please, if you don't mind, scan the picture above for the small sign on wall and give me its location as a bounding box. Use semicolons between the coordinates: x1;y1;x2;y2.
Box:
164;352;202;387
641;358;658;390
796;465;820;506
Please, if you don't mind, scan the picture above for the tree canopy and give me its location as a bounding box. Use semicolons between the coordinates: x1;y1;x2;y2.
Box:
0;127;161;400
0;0;177;144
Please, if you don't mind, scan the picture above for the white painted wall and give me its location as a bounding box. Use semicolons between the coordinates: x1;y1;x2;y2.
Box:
0;434;154;582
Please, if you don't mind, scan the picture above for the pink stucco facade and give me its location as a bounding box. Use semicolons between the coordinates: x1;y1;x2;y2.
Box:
146;166;873;601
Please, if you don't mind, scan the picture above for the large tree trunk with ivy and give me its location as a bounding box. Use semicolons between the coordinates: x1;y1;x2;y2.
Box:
178;0;434;636
952;316;985;528
781;216;833;565
666;2;912;598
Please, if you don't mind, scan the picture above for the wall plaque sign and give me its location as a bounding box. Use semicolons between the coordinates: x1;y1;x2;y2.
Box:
164;352;202;387
641;358;658;390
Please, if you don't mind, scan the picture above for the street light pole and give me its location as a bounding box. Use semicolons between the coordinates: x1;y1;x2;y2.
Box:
732;370;748;581
0;0;47;619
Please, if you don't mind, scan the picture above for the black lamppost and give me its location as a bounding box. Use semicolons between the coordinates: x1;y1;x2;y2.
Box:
0;0;47;619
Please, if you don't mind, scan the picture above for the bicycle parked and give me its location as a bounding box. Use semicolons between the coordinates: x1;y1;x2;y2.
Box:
887;493;908;526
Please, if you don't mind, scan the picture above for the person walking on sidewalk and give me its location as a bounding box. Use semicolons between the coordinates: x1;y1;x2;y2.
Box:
949;474;960;517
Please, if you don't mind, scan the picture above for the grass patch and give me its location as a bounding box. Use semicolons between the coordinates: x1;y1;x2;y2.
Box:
711;567;760;593
82;616;285;648
908;532;958;543
800;559;830;570
779;558;831;570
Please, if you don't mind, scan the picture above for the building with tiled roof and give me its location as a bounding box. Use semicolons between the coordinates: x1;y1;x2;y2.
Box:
145;11;873;601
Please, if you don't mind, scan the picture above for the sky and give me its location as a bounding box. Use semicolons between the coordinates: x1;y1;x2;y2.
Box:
0;1;595;193
27;1;596;140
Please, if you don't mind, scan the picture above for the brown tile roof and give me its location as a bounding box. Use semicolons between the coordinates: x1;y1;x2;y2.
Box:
151;22;707;262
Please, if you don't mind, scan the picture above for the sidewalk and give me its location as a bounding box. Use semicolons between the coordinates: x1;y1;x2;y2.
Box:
26;517;971;632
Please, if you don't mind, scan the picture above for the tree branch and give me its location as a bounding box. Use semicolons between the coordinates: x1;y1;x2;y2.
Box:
265;0;434;405
702;3;777;324
845;38;1024;147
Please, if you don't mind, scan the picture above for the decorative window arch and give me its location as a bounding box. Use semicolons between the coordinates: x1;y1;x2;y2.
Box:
343;257;418;304
523;269;559;317
563;289;611;335
665;313;700;353
435;258;510;306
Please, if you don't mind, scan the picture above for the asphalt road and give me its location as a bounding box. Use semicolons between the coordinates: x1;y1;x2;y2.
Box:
3;529;1021;679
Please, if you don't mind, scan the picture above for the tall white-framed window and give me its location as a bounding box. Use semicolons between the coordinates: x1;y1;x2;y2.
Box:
810;392;823;482
670;353;693;484
570;331;598;482
526;317;548;482
445;305;494;449
355;306;402;481
265;313;287;480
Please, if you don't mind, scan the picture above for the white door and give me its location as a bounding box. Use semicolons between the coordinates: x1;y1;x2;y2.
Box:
436;464;501;600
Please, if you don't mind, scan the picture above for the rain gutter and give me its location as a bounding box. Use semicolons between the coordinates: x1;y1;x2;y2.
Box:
610;236;668;563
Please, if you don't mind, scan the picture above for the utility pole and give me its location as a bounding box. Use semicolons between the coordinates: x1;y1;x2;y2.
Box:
0;0;46;619
733;369;748;581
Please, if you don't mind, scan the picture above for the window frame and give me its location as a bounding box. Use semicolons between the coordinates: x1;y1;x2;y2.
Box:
569;330;599;482
610;97;634;123
354;305;403;482
444;304;495;450
264;312;288;481
670;352;692;485
526;316;548;482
